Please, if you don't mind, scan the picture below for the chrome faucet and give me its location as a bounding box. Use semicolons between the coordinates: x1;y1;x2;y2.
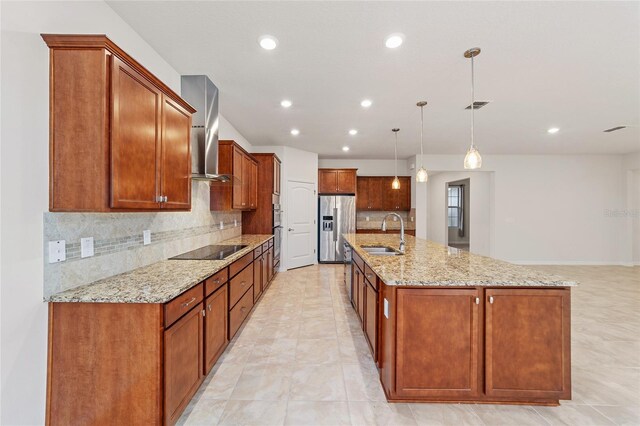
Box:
381;213;405;253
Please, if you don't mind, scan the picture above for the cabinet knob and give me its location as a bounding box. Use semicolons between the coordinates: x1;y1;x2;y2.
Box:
489;296;494;304
475;297;480;305
201;309;205;317
207;304;212;312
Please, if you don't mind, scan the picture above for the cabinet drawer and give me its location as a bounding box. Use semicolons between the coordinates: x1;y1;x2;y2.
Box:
262;242;269;252
229;264;253;308
205;269;228;297
229;252;252;278
229;286;254;339
353;250;364;272
268;238;274;248
364;264;378;291
254;246;263;259
164;283;203;328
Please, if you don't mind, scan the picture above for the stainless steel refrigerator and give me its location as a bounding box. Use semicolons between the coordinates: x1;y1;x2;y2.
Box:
318;195;356;263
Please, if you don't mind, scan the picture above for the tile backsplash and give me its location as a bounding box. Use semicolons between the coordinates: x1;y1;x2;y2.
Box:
356;210;415;229
43;181;241;298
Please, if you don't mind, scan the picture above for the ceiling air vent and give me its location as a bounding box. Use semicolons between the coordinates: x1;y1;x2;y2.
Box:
465;101;491;110
603;126;627;133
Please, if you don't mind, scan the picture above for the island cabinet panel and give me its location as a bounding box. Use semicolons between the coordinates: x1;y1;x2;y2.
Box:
484;288;571;400
164;303;204;426
395;288;480;398
47;303;163;425
204;285;229;375
43;34;194;212
110;56;162;209
364;278;378;362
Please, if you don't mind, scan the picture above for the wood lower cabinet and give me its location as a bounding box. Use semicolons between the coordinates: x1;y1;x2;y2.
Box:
164;303;204;425
253;252;263;302
395;288;480;398
485;288;571;400
211;141;258;211
318;169;357;194
204;285;228;374
42;34;194;212
364;279;378;361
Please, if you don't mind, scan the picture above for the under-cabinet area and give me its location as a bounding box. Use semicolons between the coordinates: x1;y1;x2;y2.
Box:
46;235;274;425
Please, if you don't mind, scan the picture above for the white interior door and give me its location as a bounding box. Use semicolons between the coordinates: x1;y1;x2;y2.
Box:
287;181;316;269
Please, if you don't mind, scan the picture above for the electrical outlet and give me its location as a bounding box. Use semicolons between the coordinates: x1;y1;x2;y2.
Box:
48;240;66;263
143;230;151;245
234;219;238;227
219;221;224;230
365;216;369;221
81;237;94;258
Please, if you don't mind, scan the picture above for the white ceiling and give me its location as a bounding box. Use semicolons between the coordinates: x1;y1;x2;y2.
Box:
108;1;639;159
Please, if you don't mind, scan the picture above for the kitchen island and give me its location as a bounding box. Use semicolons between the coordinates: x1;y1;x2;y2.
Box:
345;233;575;406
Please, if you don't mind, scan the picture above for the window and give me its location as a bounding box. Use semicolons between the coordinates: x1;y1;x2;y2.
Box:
448;186;462;227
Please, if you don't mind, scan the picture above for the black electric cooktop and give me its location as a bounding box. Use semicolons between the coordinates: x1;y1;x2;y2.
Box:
169;245;248;260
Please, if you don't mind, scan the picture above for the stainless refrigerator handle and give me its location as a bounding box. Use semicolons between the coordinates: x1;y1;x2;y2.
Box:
333;207;338;242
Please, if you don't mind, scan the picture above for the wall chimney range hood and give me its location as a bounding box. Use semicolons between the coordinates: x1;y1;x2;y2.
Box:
180;75;230;181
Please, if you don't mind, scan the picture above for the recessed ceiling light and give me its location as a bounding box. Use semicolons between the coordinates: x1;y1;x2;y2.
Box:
259;35;278;50
548;127;560;134
360;99;372;108
290;129;300;136
385;33;404;49
280;99;292;108
342;146;350;152
348;129;358;136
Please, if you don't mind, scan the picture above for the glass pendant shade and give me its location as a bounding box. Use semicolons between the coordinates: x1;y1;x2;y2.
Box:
464;146;482;169
416;166;428;183
392;176;401;189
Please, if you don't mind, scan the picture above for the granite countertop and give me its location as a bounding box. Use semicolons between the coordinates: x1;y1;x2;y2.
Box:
47;234;274;304
344;233;576;287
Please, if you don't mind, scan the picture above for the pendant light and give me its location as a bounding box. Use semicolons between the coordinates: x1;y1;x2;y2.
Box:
416;101;429;183
463;47;483;169
392;128;401;189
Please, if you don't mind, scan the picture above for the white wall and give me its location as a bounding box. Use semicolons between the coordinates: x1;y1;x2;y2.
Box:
254;146;318;271
219;114;253;152
0;2;252;423
416;154;630;264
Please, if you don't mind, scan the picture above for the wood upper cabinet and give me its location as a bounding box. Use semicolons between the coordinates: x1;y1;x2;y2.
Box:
42;34;194;212
318;169;357;194
164;303;204;425
211;141;257;211
357;176;409;211
395;288;479;398
485;289;571;400
204;285;228;375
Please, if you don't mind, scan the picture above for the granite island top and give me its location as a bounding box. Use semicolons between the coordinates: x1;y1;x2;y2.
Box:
345;233;576;287
46;234;273;304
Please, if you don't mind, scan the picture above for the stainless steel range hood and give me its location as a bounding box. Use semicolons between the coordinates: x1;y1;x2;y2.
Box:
180;75;230;181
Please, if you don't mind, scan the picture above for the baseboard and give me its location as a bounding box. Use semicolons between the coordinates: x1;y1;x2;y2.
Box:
511;260;638;267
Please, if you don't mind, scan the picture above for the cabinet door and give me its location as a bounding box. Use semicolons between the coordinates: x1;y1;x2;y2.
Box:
396;289;479;398
249;160;258;209
161;96;191;210
357;268;366;323
485;289;571;400
356;178;368;210
274;158;281;195
337;170;356;193
111;56;161;209
382;178;399;211
365;280;378;360
204;286;228;374
253;256;262;302
267;247;274;282
262;253;268;289
368;177;384;210
397;177;410;210
241;155;252;209
232;148;244;209
164;304;204;425
318;170;338;193
353;268;361;313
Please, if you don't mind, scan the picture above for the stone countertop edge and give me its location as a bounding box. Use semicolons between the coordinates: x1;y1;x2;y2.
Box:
45;234;274;304
344;233;577;288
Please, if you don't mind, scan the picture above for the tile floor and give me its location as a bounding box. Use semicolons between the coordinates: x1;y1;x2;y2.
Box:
178;264;640;425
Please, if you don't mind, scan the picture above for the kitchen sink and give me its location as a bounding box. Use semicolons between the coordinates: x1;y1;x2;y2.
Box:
361;245;403;256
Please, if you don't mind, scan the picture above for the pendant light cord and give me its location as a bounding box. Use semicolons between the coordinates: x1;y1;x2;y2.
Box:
394;131;398;177
471;54;475;149
420;106;424;163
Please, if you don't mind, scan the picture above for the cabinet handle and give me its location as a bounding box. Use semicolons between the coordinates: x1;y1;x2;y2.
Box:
241;281;246;287
156;195;164;203
164;196;168;203
241;306;247;313
475;297;480;305
207;304;212;312
366;273;374;279
489;296;494;304
201;309;205;317
182;297;196;308
213;278;220;284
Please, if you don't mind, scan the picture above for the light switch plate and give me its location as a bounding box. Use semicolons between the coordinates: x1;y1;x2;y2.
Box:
80;237;94;258
143;230;151;245
365;216;369;221
48;240;66;263
234;219;238;227
219;221;224;230
384;298;389;319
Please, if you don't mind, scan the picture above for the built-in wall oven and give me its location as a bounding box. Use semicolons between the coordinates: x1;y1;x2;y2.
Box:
273;194;282;268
